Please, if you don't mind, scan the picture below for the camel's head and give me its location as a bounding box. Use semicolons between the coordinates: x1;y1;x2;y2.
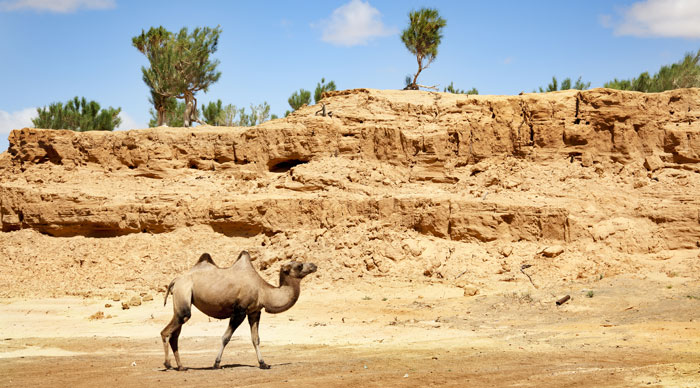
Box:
281;261;317;279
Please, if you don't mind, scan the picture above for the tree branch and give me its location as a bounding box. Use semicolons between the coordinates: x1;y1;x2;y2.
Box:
415;83;439;90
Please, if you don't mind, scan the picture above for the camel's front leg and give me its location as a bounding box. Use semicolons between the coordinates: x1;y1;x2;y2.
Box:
248;311;269;369
213;312;246;369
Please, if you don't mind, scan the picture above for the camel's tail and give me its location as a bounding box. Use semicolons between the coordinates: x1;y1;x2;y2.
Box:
163;279;176;307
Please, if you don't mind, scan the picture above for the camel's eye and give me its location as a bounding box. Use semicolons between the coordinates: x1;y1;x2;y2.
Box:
293;262;302;271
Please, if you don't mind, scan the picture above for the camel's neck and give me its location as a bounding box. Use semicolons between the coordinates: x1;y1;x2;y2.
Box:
262;274;301;314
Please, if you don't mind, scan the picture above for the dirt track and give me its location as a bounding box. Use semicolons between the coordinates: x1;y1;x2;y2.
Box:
2;278;699;387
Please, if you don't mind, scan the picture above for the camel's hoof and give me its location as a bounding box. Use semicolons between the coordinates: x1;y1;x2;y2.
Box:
164;361;172;370
213;363;221;369
176;366;187;371
259;362;271;369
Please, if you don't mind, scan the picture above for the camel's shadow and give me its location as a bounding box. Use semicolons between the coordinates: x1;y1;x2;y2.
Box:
160;362;292;372
190;363;256;371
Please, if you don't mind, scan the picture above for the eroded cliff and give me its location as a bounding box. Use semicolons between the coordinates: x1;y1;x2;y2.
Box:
1;88;699;297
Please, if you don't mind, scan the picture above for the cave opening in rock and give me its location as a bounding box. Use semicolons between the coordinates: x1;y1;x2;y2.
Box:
268;158;309;173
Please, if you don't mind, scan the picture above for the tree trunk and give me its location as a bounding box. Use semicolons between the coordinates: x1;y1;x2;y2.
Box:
184;91;194;127
412;54;424;86
157;106;166;126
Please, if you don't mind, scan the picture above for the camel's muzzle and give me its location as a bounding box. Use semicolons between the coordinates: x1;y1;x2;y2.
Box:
305;263;318;274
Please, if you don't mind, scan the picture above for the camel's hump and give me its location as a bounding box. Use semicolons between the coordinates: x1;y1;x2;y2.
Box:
195;253;216;266
234;250;251;263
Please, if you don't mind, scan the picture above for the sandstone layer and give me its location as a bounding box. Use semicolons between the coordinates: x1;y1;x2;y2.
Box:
0;88;699;297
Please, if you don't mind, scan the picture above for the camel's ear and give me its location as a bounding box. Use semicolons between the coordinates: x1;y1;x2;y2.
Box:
281;263;292;274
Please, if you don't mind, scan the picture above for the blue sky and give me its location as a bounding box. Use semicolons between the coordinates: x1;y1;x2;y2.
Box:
1;0;700;152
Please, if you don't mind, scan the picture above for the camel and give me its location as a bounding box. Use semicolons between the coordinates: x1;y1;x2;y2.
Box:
161;251;317;371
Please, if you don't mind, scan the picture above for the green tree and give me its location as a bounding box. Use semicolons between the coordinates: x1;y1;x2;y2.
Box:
245;102;271;126
148;100;186;127
201;99;225;125
133;25;222;127
444;82;478;95
221;104;239;126
149;91;177;127
604;50;700;92
200;100;272;126
314;78;337;104
132;26;176;126
288;89;311;112
33;96;121;131
401;8;446;89
537;76;590;93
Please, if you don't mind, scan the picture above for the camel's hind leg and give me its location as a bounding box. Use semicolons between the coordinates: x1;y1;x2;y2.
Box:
161;314;189;370
213;311;246;369
161;281;192;371
248;311;270;369
161;316;180;369
168;325;184;370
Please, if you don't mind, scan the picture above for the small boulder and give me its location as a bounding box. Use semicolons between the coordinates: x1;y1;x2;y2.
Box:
88;311;105;320
581;152;594;167
142;294;154;302
121;302;130;310
382;244;403;261
402;240;425;257
128;296;142;307
541;245;564;258
454;278;479;296
499;245;513;257
643;155;664;172
462;285;479;297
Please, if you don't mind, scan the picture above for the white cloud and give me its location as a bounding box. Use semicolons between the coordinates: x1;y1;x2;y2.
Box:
612;0;700;38
0;108;35;153
598;14;613;29
0;0;115;13
0;108;36;137
318;0;396;46
115;110;143;131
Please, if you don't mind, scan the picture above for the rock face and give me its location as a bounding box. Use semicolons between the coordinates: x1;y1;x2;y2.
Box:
1;88;699;297
2;88;699;241
7;88;700;170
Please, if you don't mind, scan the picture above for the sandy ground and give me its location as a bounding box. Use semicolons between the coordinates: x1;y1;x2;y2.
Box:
2;276;699;387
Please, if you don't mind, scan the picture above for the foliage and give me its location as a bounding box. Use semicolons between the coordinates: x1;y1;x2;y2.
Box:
199;99;271;126
537;76;590;93
32;96;121;131
201;99;224;125
401;8;446;88
604;50;700;92
148;90;177;127
132;26;174;126
314;77;337;104
148;100;186;127
444;82;478;95
133;25;222;126
285;78;337;117
288;89;311;111
238;102;271;126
